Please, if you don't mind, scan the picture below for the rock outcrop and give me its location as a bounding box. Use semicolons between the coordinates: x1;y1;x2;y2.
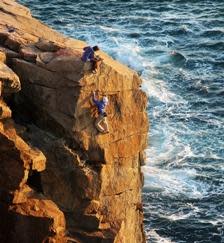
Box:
0;1;148;242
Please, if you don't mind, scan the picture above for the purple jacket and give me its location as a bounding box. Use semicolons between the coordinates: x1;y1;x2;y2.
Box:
93;97;107;115
81;46;94;62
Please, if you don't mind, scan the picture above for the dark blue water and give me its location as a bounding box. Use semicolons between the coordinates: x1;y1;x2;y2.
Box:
19;1;224;242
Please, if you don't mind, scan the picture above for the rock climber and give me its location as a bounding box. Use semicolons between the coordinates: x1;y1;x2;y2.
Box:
81;45;102;73
92;91;109;134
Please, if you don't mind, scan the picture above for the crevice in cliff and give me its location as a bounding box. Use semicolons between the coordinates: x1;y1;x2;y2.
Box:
27;170;43;194
85;160;103;172
0;7;15;16
115;189;133;196
103;188;133;197
111;94;122;117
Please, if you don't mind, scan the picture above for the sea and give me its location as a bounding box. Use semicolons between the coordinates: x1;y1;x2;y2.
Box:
18;1;224;242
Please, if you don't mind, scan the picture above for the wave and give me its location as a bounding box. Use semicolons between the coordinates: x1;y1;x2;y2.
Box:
99;25;120;33
198;41;224;50
146;230;174;243
168;25;192;35
142;77;179;104
154;204;201;224
143;166;208;199
201;28;224;37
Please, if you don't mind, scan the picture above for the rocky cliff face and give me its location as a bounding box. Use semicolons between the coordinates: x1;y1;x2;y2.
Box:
0;1;148;242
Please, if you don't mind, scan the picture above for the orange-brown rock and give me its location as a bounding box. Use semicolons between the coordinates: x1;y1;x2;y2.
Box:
0;0;148;242
0;57;20;94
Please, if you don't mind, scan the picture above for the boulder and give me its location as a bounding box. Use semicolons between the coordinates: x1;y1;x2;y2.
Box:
35;38;64;52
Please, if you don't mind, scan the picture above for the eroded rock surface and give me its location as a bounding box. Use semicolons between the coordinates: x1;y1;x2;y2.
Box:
0;1;148;242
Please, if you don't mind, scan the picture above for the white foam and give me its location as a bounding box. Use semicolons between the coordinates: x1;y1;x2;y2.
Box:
111;40;144;71
99;25;120;33
142;77;177;103
145;124;194;166
140;60;187;104
143;165;207;199
143;125;210;199
146;229;174;243
119;15;153;21
164;205;200;221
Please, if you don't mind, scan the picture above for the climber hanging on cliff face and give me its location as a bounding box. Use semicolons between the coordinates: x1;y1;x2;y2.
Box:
92;91;109;134
81;45;102;74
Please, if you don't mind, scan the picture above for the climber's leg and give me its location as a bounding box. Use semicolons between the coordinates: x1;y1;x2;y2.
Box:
95;114;105;133
91;58;101;73
91;59;97;73
101;117;109;133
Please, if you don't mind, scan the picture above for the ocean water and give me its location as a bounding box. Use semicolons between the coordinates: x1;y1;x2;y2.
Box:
18;1;224;242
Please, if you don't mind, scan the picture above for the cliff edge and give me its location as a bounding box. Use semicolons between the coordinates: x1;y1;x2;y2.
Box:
0;1;148;242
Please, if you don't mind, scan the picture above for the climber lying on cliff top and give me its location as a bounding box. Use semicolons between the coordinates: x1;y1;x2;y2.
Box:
81;45;102;74
92;91;109;134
